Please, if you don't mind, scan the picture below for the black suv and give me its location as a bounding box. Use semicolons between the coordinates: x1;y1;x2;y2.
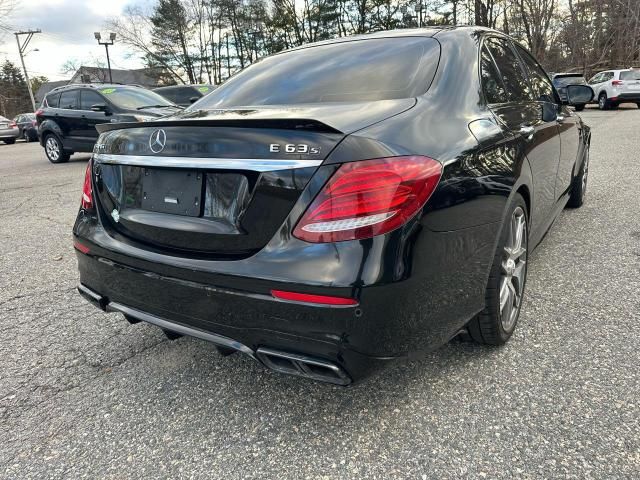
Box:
36;84;181;163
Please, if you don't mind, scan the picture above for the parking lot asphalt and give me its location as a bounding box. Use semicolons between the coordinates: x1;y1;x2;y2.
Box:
1;106;639;479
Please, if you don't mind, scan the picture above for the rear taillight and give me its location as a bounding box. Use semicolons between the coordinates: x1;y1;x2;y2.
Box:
293;156;442;243
81;160;93;210
8;121;16;128
35;109;44;117
31;120;37;126
612;80;623;86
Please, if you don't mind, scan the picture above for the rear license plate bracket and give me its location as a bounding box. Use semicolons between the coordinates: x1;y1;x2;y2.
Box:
141;169;203;217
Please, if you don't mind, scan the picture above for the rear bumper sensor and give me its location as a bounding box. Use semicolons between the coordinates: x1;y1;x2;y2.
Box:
256;347;352;386
77;284;352;386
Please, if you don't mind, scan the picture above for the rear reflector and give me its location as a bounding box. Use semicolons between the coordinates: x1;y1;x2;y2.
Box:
271;290;357;306
293;156;442;242
73;240;90;254
81;160;93;210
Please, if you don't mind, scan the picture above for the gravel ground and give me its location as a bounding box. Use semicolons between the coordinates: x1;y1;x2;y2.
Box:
1;106;639;479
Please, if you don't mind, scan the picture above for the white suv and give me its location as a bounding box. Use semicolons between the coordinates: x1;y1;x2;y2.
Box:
588;68;640;110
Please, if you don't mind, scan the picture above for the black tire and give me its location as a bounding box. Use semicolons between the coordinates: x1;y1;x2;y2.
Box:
3;138;16;144
468;193;528;345
566;148;589;208
636;103;640;109
43;133;70;163
23;131;31;143
574;104;585;111
598;93;609;110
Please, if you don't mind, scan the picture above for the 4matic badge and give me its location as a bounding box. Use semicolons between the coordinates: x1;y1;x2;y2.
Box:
269;143;321;155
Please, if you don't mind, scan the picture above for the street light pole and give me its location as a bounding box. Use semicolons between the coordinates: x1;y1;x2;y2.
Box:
14;29;41;111
94;32;116;83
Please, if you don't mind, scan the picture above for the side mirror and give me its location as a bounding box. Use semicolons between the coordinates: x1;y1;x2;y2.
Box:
189;96;199;104
564;85;594;106
91;104;111;115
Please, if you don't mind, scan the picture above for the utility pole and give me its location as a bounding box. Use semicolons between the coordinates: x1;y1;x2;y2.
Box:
94;32;116;83
225;33;231;80
14;29;41;111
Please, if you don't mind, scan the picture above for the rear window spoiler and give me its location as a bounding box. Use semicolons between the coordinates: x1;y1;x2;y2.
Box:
96;118;342;135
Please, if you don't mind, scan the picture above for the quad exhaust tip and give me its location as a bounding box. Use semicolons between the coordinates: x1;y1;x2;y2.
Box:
256;347;352;386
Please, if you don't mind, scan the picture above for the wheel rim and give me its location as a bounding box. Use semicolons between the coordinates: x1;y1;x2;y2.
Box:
581;151;589;196
499;207;527;332
599;96;605;109
45;137;60;161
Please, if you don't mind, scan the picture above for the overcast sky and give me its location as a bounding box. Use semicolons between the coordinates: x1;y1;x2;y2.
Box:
0;0;151;81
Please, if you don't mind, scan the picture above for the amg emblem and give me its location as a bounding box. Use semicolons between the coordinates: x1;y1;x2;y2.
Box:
270;143;321;154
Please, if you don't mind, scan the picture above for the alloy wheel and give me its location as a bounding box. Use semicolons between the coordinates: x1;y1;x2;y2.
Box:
499;207;527;331
598;95;606;110
45;136;60;161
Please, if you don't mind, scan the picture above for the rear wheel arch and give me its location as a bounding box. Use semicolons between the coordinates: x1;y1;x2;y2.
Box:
515;185;531;220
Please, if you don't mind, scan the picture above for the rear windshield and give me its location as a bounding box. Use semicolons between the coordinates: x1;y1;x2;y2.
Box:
96;87;174;110
193;37;440;108
554;76;586;86
620;70;640;80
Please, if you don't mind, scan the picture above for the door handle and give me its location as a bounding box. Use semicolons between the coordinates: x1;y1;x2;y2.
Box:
519;125;535;139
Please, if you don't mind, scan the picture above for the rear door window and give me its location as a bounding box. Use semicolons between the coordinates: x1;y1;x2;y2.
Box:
485;37;533;102
59;90;79;109
480;46;508;104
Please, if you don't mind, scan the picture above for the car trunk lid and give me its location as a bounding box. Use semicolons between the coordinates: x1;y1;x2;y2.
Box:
92;100;415;258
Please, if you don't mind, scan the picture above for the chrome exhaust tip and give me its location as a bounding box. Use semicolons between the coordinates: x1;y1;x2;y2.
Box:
256;347;352;386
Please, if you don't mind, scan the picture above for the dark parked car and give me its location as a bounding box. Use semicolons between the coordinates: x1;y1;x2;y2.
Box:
74;27;593;385
551;73;588;110
14;113;38;142
153;84;215;107
36;84;182;163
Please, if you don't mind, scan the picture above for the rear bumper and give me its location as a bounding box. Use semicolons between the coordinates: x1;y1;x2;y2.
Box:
0;128;19;139
74;207;498;382
610;93;640;102
76;282;388;385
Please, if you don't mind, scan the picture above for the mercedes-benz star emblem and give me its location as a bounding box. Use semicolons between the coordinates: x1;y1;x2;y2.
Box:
148;129;167;153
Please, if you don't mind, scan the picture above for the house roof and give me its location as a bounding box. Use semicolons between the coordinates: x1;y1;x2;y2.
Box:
70;66;158;88
35;80;69;103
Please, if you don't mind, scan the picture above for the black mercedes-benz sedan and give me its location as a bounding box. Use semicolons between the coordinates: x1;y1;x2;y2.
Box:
74;27;593;385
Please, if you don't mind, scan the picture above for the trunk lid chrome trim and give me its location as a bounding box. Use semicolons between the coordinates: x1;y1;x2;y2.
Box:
93;153;323;172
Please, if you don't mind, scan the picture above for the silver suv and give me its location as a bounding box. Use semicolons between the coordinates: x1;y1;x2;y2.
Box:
588;68;640;110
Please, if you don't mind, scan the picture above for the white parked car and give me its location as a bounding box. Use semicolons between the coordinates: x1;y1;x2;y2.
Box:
588;68;640;110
